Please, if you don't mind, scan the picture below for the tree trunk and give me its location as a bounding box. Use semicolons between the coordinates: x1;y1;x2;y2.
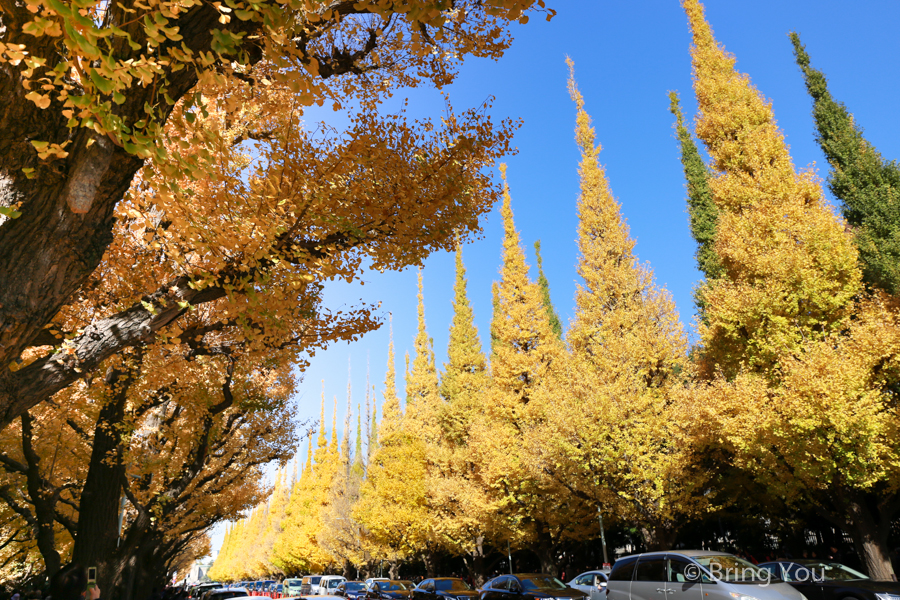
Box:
422;550;437;578
17;412;63;577
844;497;895;581
72;371;131;592
388;561;400;580
533;528;558;577
462;536;487;586
641;525;677;552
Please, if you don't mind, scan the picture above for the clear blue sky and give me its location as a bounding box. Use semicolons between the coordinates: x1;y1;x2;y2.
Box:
209;0;900;558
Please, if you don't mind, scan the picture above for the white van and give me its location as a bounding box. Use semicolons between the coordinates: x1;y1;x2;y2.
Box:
318;576;348;595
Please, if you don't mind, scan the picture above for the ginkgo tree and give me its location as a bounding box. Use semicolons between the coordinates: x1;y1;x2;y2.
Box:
0;0;553;434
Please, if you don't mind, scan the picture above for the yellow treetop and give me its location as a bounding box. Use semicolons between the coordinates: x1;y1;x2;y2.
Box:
355;325;430;561
534;63;702;551
405;271;442;445
683;0;861;379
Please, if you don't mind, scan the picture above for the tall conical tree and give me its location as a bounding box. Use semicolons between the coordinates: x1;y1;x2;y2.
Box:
355;323;428;565
470;165;590;576
683;0;861;380
441;243;489;440
668;91;721;286
534;240;563;339
791;33;900;295
351;406;365;478
682;0;900;582
552;60;700;550
405;270;441;436
488;168;564;408
435;242;494;583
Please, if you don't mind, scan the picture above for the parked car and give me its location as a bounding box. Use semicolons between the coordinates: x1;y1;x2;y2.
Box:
412;578;478;600
607;551;805;600
202;589;252;600
336;582;367;599
365;581;415;600
191;584;223;599
283;579;304;597
320;576;349;595
479;574;585;600
758;559;900;600
365;579;390;590
568;571;608;600
302;576;325;595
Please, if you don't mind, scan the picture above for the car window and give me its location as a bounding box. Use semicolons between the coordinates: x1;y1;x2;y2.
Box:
329;580;343;588
635;558;667;582
692;555;768;583
574;575;590;586
667;556;696;583
492;577;509;591
520;577;565;591
609;557;639;582
435;581;471;592
346;583;365;591
381;583;408;591
311;577;323;585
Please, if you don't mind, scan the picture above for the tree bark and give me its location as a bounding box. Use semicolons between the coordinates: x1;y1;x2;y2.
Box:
462;536;488;586
71;364;134;592
18;412;62;577
641;525;677;552
844;496;895;581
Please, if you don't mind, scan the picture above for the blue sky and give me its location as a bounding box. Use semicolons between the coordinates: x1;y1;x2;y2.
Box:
209;0;900;557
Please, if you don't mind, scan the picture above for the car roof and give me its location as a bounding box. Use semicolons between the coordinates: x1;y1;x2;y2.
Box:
625;550;734;559
512;574;552;578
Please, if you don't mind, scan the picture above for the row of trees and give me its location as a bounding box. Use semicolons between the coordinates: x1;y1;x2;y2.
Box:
210;0;900;584
0;0;552;594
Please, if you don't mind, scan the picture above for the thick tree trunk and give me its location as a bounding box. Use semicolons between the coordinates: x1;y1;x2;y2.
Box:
72;373;131;592
422;550;437;578
462;536;487;586
533;528;559;577
641;525;677;552
844;498;896;581
388;561;400;580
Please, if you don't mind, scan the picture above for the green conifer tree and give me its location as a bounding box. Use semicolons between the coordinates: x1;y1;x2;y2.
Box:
534;240;564;339
668;91;721;285
791;33;900;295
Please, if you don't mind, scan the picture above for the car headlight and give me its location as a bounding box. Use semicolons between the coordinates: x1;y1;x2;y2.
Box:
729;594;759;600
875;595;900;600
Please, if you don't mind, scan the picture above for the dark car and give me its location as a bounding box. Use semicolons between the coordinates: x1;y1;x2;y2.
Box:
479;575;587;600
366;581;415;600
759;560;900;600
337;582;367;599
413;578;478;600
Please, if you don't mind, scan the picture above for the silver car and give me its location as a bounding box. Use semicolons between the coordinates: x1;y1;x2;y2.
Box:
569;571;609;600
607;551;806;600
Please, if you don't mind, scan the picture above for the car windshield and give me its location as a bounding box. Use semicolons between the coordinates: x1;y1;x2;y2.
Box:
693;555;770;583
380;583;408;591
345;583;365;591
520;577;566;591
328;580;343;588
791;563;868;582
435;581;472;592
310;578;322;585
